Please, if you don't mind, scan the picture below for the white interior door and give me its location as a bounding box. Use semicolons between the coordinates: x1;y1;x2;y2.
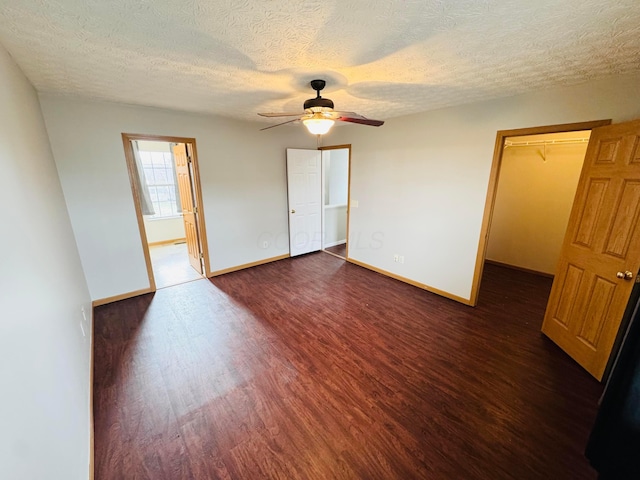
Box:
287;149;322;257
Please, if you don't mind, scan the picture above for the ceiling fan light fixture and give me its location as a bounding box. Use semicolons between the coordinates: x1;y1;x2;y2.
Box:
303;117;335;135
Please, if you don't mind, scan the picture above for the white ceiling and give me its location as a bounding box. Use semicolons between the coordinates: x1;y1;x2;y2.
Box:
1;0;639;124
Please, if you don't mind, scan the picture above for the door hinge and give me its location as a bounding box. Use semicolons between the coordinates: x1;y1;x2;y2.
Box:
199;253;204;259
636;273;640;284
187;155;193;163
193;206;198;213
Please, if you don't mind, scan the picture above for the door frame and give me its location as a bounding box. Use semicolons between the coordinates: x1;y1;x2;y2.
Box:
469;119;612;306
319;144;352;260
121;133;211;292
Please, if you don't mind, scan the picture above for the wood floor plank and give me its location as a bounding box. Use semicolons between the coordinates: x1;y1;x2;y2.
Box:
93;253;601;479
324;244;347;258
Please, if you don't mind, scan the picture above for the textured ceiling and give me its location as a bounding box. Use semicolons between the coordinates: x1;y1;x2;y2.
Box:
1;0;639;124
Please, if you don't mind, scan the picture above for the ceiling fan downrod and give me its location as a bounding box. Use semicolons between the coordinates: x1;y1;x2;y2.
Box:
304;79;334;110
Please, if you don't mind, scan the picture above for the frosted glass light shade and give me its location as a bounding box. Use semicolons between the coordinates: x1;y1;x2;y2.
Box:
303;118;335;135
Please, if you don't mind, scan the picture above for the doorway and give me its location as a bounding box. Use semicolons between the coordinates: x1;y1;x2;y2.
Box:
484;130;591;277
471;119;640;380
122;134;210;290
321;145;351;260
285;146;351;260
471;120;611;305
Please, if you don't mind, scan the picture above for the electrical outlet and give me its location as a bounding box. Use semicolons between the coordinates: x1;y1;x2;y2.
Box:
80;305;88;339
393;254;399;262
399;256;405;264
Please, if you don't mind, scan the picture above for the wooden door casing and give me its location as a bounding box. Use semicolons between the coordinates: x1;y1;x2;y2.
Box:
542;119;640;380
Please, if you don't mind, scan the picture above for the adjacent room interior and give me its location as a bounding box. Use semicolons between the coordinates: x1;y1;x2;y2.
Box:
123;136;210;290
322;146;350;260
485;130;590;278
132;139;205;288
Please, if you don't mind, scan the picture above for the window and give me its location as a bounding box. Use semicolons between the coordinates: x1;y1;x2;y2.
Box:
139;150;181;218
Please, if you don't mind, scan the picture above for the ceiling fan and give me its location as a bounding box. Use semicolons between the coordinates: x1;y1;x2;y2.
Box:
258;79;384;135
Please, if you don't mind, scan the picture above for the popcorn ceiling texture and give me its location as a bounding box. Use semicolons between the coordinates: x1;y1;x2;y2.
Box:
0;0;639;122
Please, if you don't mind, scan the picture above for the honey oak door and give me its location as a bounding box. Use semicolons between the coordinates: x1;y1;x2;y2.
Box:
173;143;203;274
287;149;322;257
541;119;640;380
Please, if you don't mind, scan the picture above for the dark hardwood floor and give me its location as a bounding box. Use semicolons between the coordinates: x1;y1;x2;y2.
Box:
324;243;347;258
93;253;602;479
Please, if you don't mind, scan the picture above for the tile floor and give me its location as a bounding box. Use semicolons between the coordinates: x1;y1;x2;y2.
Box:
149;242;203;289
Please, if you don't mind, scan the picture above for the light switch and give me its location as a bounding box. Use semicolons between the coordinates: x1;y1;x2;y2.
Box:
351;200;359;208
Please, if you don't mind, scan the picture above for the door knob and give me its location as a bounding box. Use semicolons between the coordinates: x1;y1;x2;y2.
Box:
616;271;634;280
291;209;296;214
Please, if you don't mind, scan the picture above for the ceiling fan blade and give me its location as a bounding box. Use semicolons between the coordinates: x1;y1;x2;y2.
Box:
260;118;300;131
333;111;367;119
258;112;304;118
338;116;384;127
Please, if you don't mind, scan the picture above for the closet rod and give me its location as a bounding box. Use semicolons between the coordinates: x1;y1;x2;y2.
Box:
504;137;589;148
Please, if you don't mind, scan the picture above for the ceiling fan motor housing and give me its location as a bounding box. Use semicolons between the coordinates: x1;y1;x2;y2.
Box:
304;96;334;110
304;79;334;110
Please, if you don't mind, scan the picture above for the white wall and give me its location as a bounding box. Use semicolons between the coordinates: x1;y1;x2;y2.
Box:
39;96;314;300
327;74;640;302
324;206;348;247
136;140;171;152
325;148;349;206
143;216;185;243
486;135;588;274
323;148;349;246
0;45;92;479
